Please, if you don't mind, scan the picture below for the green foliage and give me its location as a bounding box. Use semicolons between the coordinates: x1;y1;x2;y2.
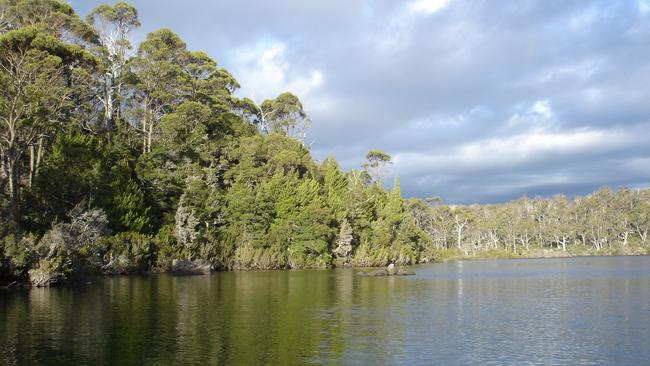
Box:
362;149;392;184
2;0;98;44
26;130;110;230
260;92;310;140
86;2;140;32
2;2;647;284
1;234;37;279
320;157;348;221
99;231;154;274
152;224;178;270
107;159;151;233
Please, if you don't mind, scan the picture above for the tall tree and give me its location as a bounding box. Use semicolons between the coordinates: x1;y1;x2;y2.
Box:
362;149;391;185
181;50;240;112
0;0;96;43
86;2;140;131
260;92;311;143
0;26;95;227
126;28;187;153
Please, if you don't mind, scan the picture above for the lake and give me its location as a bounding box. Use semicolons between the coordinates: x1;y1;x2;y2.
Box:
1;256;649;365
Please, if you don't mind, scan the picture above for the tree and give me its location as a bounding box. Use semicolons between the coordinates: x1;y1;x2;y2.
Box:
547;194;572;251
260;92;311;143
362;149;392;185
126;28;188;153
25;130;109;230
452;207;470;250
628;189;650;244
0;0;97;43
181;50;239;112
86;2;140;131
320;157;348;222
0;26;95;226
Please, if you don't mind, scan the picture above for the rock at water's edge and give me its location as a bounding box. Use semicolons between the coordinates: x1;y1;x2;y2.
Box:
28;268;63;287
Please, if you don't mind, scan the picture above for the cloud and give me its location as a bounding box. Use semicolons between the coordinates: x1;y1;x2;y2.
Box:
371;0;454;52
230;40;324;103
71;0;650;203
410;0;453;14
396;128;640;174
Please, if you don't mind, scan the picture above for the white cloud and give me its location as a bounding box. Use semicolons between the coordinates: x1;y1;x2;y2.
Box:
230;40;324;103
531;100;553;119
639;0;650;15
372;0;453;52
410;0;452;15
394;128;639;175
506;100;555;130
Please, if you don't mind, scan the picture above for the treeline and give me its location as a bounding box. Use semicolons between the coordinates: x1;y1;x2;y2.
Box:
0;1;429;285
407;187;650;258
0;2;647;286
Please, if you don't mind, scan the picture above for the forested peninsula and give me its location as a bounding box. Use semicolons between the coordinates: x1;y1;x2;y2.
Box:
1;1;649;287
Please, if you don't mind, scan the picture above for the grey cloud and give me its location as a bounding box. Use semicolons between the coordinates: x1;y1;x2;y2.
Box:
71;0;650;203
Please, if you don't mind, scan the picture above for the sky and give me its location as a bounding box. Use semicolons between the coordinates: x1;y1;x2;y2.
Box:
70;0;650;204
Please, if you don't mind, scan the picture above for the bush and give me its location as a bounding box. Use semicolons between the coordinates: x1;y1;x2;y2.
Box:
1;234;38;280
34;204;111;278
153;224;179;270
99;232;154;274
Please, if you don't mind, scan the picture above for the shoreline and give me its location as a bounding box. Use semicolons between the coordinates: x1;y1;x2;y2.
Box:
3;248;648;289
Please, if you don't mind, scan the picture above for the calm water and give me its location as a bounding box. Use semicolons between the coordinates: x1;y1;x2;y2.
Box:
1;256;649;365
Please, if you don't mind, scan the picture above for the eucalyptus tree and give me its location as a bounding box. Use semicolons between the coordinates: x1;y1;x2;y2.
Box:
86;2;140;131
628;189;650;243
513;197;535;251
582;188;617;250
547;194;572;251
0;0;96;43
452;206;471;250
430;204;455;249
181;50;240;112
126;28;188;153
0;26;97;226
362;149;392;185
260;92;311;143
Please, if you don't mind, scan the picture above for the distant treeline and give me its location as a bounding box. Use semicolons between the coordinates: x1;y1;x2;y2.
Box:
407;187;650;258
0;1;648;285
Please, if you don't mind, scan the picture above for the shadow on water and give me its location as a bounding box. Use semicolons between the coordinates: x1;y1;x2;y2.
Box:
1;256;650;365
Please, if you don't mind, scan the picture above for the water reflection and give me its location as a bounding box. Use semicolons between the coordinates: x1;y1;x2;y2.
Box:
1;256;650;365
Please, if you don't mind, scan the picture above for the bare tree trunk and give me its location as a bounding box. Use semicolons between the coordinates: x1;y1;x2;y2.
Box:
147;122;153;153
35;136;44;174
28;144;34;187
0;151;7;191
116;82;122;121
142;100;148;154
7;153;20;227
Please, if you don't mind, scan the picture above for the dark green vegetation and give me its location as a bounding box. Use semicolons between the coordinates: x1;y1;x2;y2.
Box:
0;1;648;286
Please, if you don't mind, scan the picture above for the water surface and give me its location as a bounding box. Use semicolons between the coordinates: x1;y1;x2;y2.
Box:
1;256;649;365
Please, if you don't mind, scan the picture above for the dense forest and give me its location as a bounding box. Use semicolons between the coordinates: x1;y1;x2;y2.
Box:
1;1;648;286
